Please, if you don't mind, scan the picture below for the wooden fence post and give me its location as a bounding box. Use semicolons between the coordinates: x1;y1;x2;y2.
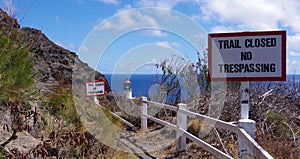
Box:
176;103;187;152
141;96;148;131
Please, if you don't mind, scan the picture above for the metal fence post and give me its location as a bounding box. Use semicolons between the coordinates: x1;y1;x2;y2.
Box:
177;103;187;152
238;81;256;158
141;96;148;131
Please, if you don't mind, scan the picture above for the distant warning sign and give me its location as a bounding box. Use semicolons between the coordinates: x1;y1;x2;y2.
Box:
85;80;106;96
208;31;286;81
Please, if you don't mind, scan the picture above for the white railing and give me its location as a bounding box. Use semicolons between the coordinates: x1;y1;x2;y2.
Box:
95;94;273;159
94;97;135;128
140;97;274;159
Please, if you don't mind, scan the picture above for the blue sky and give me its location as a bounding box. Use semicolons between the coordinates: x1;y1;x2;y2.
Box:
2;0;300;74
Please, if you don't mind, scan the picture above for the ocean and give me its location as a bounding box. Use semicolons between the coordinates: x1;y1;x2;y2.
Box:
104;74;300;98
104;74;159;98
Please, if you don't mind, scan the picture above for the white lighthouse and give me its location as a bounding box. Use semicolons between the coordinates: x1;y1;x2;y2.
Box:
123;79;132;99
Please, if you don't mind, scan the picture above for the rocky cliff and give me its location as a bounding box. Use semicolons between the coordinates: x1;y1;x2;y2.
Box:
0;8;109;91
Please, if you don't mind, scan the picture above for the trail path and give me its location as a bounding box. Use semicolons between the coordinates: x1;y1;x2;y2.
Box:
117;127;176;159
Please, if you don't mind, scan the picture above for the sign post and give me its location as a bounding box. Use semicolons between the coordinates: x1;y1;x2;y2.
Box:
240;82;250;119
238;81;256;158
208;30;286;158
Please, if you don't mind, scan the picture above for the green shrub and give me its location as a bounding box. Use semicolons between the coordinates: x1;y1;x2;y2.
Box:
0;30;37;133
266;111;292;139
42;88;81;127
0;31;34;104
0;146;5;159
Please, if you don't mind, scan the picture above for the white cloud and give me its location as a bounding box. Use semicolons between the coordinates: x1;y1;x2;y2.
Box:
156;41;180;48
289;51;300;57
79;45;89;52
278;0;300;33
200;0;300;32
55;41;77;52
291;60;298;65
68;44;77;50
151;58;158;63
78;45;99;54
287;35;300;62
136;0;187;9
95;8;190;37
135;0;204;9
287;58;300;74
117;4;133;12
210;26;235;33
288;34;300;51
97;0;119;5
142;29;168;37
96;10;159;31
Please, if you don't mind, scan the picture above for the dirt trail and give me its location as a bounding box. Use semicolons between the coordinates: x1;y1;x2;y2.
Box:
118;127;176;159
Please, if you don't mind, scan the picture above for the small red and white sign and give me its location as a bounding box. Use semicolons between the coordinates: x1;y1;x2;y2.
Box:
85;80;106;96
208;30;286;81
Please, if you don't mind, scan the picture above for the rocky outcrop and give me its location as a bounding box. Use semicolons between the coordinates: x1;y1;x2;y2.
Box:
0;8;109;91
0;9;19;30
21;26;110;92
